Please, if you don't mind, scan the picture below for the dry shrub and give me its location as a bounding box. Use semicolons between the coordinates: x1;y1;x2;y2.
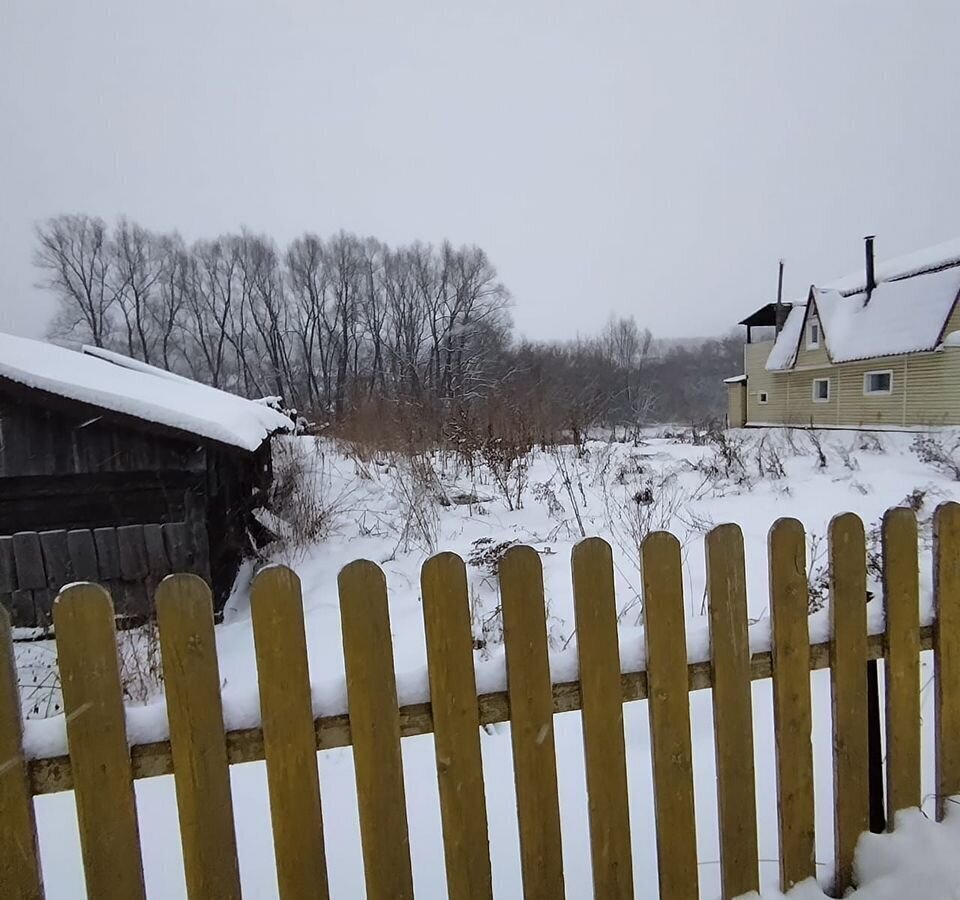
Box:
912;434;960;481
268;437;342;550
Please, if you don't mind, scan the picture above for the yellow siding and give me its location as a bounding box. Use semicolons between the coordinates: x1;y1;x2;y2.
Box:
727;382;746;427
743;339;960;428
793;306;831;368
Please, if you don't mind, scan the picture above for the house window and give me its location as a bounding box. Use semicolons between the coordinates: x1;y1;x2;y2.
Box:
808;318;821;350
812;378;830;402
864;370;893;395
758;391;769;404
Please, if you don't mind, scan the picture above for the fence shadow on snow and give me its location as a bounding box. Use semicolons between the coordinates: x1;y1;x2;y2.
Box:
2;502;960;900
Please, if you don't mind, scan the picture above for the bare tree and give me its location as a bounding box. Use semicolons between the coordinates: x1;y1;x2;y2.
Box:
36;214;119;346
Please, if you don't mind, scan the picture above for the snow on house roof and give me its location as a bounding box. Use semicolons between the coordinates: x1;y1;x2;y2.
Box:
763;239;960;370
0;332;292;452
823;236;960;296
812;264;960;362
723;374;746;384
765;304;807;371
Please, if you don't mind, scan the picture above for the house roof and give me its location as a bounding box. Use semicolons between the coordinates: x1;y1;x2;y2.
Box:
763;239;960;371
0;332;292;452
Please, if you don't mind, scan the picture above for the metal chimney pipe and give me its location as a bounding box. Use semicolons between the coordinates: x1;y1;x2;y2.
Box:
864;235;876;303
774;259;787;334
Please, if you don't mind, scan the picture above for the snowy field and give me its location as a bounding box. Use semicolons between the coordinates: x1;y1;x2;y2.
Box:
24;427;960;898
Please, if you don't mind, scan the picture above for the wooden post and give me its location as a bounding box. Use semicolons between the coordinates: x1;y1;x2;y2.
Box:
706;524;759;899
640;531;699;900
421;552;493;900
571;538;634;899
768;518;815;891
156;574;241;900
934;501;960;820
251;565;330;900
499;546;565;900
0;605;45;899
829;513;869;895
338;560;414;900
54;584;146;900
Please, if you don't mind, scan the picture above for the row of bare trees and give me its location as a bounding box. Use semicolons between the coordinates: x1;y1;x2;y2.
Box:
35;214;741;436
36;215;511;417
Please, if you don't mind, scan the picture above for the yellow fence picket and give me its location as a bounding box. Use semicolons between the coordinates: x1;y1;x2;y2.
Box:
571;537;634;899
768;518;815;892
883;507;921;822
0;606;44;900
829;513;869;895
499;546;565;900
934;501;960;820
54;584;145;900
338;560;414;900
641;531;699;900
156;575;241;900
421;552;493;900
251;566;329;900
706;524;759;899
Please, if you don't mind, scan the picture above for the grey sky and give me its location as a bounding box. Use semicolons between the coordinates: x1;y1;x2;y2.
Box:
2;1;959;343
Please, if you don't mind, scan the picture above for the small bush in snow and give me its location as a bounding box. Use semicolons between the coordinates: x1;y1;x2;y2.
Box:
912;434;960;481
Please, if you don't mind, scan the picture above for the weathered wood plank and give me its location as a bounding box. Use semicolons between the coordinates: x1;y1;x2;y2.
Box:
641;531;699;900
250;565;330;900
338;560;414;900
883;507;921;822
117;526;149;580
162;522;191;572
8;589;35;628
934;501;960;821
0;605;45;899
706;523;759;899
39;530;71;592
93;528;120;579
156;575;241;900
420;552;492;900
12;533;45;590
143;524;169;575
768;518;815;891
499;545;565;900
54;584;145;899
0;535;17;592
571;537;634;899
66;530;99;581
830;512;869;895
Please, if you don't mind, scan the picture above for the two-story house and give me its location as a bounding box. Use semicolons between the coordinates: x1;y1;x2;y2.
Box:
727;236;960;429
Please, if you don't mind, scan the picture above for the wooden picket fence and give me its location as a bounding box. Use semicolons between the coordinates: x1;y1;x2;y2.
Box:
2;503;960;900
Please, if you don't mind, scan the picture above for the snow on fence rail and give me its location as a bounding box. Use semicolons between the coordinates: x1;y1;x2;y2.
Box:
2;504;959;899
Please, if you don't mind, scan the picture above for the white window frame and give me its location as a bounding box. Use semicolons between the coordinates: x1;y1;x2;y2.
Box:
807;317;821;350
863;369;893;396
812;377;830;403
757;391;769;404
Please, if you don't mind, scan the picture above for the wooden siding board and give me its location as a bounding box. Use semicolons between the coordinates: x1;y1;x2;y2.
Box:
744;339;960;427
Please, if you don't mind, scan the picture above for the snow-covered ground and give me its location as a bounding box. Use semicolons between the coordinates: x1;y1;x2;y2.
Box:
24;428;960;898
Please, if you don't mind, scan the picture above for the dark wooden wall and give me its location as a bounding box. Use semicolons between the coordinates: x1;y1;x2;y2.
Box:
0;389;274;614
0;520;210;628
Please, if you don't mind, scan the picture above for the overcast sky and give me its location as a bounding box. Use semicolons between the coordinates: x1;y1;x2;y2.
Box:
2;1;959;343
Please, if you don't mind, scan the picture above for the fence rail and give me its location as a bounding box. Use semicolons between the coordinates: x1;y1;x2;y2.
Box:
2;502;959;900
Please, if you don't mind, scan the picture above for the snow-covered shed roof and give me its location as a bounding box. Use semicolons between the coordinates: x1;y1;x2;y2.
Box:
764;239;960;370
0;332;291;452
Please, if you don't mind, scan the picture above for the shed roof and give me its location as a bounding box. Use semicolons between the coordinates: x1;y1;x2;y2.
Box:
0;332;291;452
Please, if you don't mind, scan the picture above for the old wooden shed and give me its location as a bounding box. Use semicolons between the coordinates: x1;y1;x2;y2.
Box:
0;334;291;626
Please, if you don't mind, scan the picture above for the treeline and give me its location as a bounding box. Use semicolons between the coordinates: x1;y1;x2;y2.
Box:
34;214;741;441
